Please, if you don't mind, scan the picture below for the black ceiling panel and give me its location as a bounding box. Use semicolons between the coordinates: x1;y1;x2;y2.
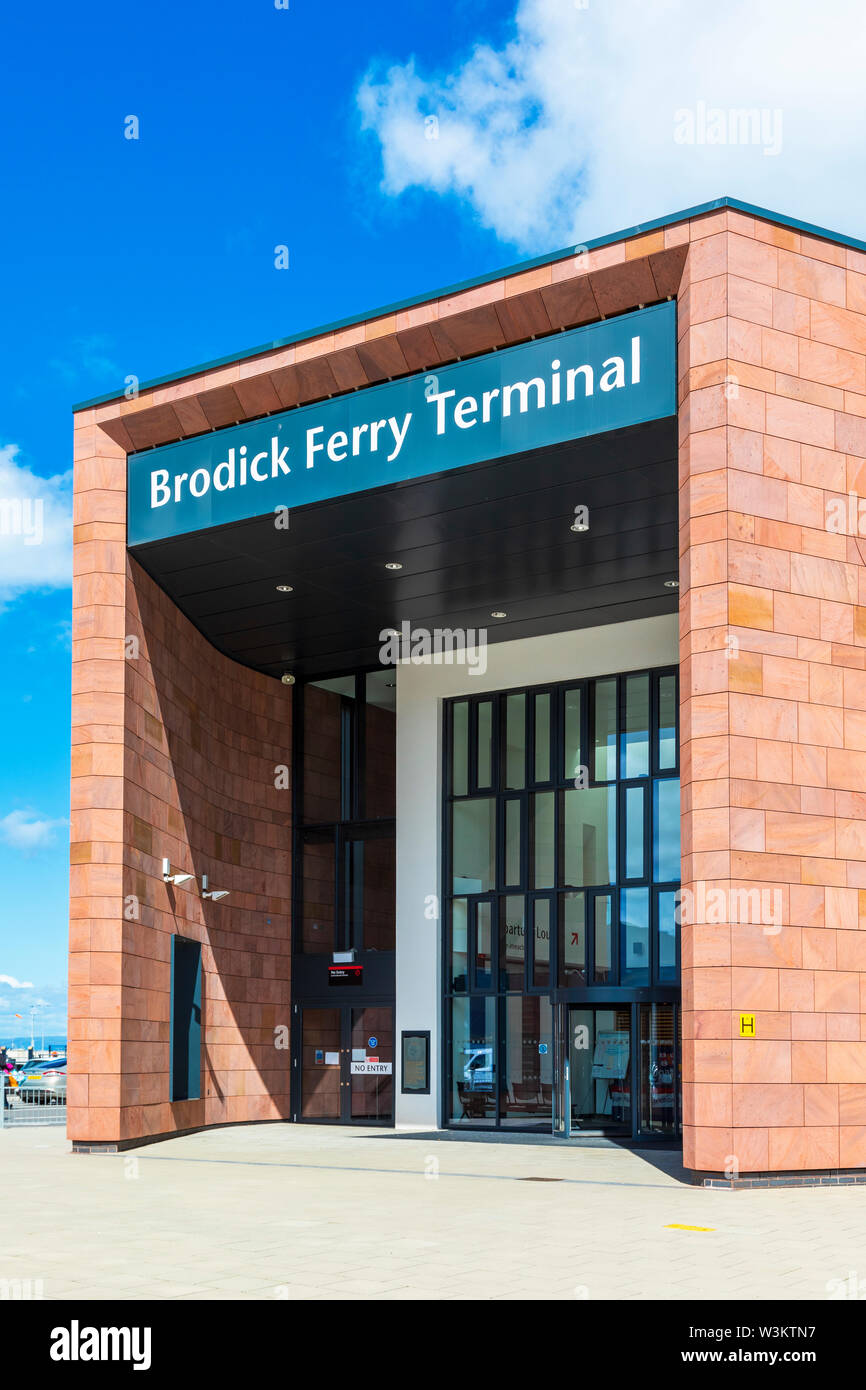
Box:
129;417;679;680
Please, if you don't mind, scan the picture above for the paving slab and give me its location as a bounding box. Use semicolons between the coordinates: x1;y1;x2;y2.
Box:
1;1124;864;1300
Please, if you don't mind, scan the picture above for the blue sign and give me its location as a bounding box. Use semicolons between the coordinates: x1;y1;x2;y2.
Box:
127;302;676;545
367;1037;378;1049
539;1043;549;1055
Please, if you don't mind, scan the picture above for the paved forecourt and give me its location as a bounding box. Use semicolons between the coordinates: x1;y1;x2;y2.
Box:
1;1124;863;1301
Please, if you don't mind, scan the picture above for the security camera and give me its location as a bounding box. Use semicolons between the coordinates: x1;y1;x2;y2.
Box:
201;874;229;901
162;858;194;886
281;673;295;685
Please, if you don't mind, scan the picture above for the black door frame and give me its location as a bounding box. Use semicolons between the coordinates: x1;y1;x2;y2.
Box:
564;999;680;1139
293;1002;395;1126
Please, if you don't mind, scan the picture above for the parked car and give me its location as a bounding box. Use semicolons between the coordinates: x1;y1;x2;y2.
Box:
16;1058;66;1104
12;1058;45;1081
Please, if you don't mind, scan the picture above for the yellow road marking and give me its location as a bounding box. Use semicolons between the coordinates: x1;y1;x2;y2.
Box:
665;1223;715;1231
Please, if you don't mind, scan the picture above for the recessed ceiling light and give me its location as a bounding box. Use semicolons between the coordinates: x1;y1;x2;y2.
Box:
385;561;403;571
491;610;507;619
664;579;679;589
275;584;294;593
570;520;589;533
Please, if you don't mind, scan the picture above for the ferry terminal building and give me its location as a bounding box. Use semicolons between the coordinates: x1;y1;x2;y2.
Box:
70;196;866;1182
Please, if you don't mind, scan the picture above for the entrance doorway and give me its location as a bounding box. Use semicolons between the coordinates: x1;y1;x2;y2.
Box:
567;1006;632;1134
299;1006;394;1124
558;1002;679;1137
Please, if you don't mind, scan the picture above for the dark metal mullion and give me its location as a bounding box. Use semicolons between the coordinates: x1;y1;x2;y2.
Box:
649;881;659;989
527;693;537;787
586;887;596;985
553;786;563;984
290;679;304;964
519;794;529;994
526;890;541;991
354;838;365;953
618;672;628;782
630;1000;639;1139
468;696;479;795
441;718;452;1129
335;827;347;952
650;667;660;780
355;671;366;820
469;899;479;992
340;1006;352;1124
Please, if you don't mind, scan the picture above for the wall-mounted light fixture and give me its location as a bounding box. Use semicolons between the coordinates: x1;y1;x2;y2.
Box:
162;858;194;885
201;874;229;901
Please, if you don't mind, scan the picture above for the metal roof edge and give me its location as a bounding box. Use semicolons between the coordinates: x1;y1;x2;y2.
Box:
72;195;865;412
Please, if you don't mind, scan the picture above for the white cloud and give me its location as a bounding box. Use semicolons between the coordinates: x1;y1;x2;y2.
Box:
0;810;68;853
358;0;866;254
0;444;72;605
0;975;35;990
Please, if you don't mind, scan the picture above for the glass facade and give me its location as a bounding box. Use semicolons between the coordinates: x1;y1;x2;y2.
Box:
443;667;681;1136
293;670;397;1126
297;671;396;954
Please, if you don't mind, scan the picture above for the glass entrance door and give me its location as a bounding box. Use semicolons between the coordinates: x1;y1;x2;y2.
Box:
637;1002;677;1135
300;1006;393;1124
300;1008;342;1120
567;1005;632;1135
348;1006;393;1122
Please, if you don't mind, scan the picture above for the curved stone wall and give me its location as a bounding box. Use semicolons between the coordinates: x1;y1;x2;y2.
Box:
70;437;292;1146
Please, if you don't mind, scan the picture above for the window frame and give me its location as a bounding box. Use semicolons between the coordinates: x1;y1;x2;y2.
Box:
441;665;680;1132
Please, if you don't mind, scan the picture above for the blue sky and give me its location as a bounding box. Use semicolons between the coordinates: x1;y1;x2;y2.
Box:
2;0;865;1035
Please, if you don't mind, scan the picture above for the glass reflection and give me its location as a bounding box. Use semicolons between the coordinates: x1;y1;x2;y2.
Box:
532;898;552;988
452;702;468;796
624;785;645;879
621;886;649;984
564;688;582;781
563;786;616;886
658;675;677;770
593;894;613;983
654;778;681;881
450;899;468;991
475;901;493;989
452;798;495;893
639;1003;676;1134
622;674;650;778
500;895;525;990
593;679;617;781
451;996;495;1126
505;694;526;790
502;995;552;1130
477;701;493;788
560;891;586;985
532;792;555;888
534;693;551;781
658;889;677;981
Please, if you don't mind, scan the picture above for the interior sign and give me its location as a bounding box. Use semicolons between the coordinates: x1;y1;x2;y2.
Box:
127;301;676;545
350;1061;392;1075
328;964;363;986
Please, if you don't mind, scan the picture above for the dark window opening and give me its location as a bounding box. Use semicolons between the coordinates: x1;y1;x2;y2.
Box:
170;937;202;1102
